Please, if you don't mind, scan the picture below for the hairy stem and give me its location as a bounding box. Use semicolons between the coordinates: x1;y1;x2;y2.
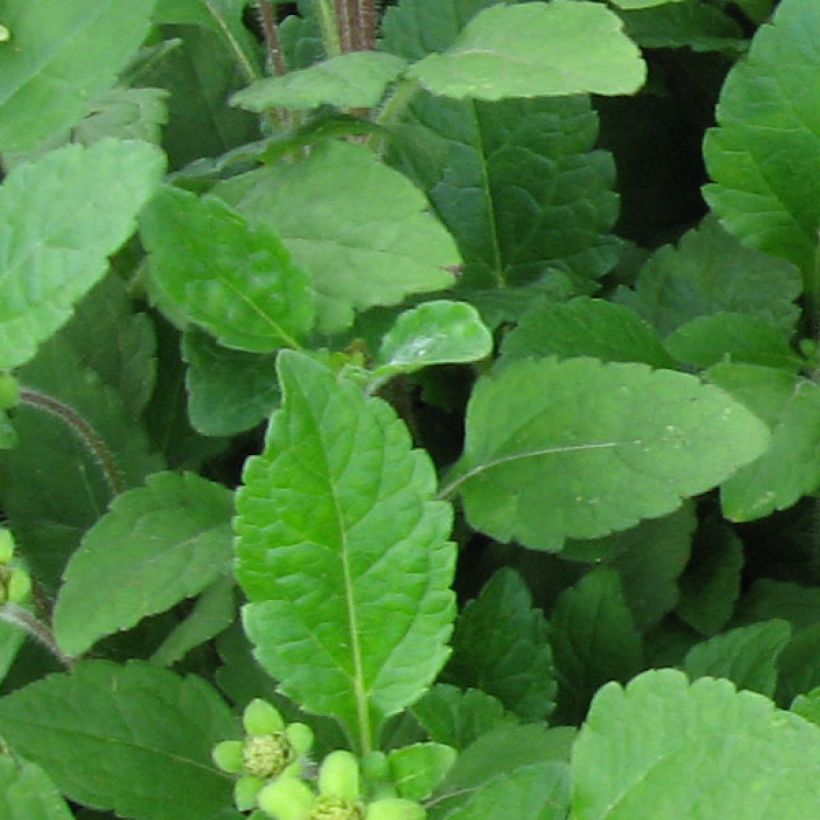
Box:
19;388;125;496
256;0;287;76
316;0;342;57
335;0;356;52
358;0;379;51
0;603;74;669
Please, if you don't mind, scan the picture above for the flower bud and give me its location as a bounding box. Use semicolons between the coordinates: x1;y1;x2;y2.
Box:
318;750;360;802
257;775;316;820
7;567;31;603
364;798;426;820
212;740;244;774
243;732;295;780
243;698;285;735
0;529;14;564
285;722;314;757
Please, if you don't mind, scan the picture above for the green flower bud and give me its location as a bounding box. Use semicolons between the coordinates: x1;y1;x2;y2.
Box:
0;529;14;564
235;774;266;812
212;740;244;774
0;373;19;411
243;732;295;780
286;722;314;757
310;794;365;820
318;751;360;802
7;567;31;603
257;775;316;820
364;798;426;820
244;698;285;736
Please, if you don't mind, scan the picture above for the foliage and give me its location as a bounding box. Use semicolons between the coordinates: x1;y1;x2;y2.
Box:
0;0;818;817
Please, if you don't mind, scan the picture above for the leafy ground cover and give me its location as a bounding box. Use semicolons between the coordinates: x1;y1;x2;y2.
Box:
0;0;819;817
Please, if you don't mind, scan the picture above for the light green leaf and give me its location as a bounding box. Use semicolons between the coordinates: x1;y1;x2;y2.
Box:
665;313;804;373
614;218;803;336
445;357;770;551
0;661;238;820
572;669;820;818
141;186;315;352
443;569;556;721
683;619;792;697
612;0;686;8
235;351;456;748
0;755;73;820
501;298;675;368
407;2;645;100
216;141;459;333
707;363;820;520
792;685;820;727
232;51;407;111
388;743;457;801
71;87;169;146
374;301;493;382
704;0;820;279
0;0;158;152
54;471;234;657
182;328;280;437
550;567;643;724
0;139;165;371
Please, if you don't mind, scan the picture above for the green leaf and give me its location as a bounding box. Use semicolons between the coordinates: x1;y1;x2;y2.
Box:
0;139;165;370
736;580;820;634
550;567;643;724
571;669;820;818
706;363;820;520
0;620;26;686
71;87;169;146
779;627;820;707
704;0;820;279
387;743;457;801
235;351;456;748
410;685;517;751
0;0;158;152
501;298;675;368
446;357;770;551
53;471;234;657
406;2;645;100
0;661;238;820
683;619;792;697
182;329;280;437
611;0;686;8
443;569;556;721
231;51;407;111
614;218;803;336
0;755;73;820
141;186;315;352
665;313;804;373
792;685;820;727
216;141;459;333
373;301;493;382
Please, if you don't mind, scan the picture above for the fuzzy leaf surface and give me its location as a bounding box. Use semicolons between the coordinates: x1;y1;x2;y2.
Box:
0;0;157;152
54;472;234;657
407;2;645;100
0;755;72;820
572;669;820;818
0;140;165;370
0;661;238;820
447;357;770;550
216;141;458;333
141;186;314;352
235;351;456;746
704;0;820;277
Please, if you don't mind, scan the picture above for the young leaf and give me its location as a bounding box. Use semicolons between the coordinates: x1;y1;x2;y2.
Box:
0;0;157;152
445;357;770;551
683;619;792;697
216;141;459;333
706;363;820;520
141;186;315;352
550;567;643;724
0;140;165;370
235;351;456;750
572;669;820;818
0;755;73;820
406;2;645;100
0;661;238;820
54;471;234;657
704;0;820;278
231;52;407;111
387;743;457;801
501;298;675;369
442;568;557;721
182;328;280;437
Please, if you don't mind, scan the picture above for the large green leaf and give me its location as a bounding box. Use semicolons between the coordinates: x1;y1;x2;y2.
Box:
235;351;456;749
0;0;157;152
216;141;459;333
141;186;315;352
444;357;770;551
53;471;234;657
0;661;238;819
0;755;72;820
407;2;645;100
704;0;820;280
572;669;820;818
0;140;165;370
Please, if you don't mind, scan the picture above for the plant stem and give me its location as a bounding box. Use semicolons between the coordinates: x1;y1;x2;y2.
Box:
367;78;419;153
19;388;126;496
0;603;74;669
335;0;356;52
256;0;287;76
358;0;379;51
316;0;343;57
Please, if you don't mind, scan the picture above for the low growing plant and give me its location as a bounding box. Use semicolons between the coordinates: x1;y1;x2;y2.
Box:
0;0;819;817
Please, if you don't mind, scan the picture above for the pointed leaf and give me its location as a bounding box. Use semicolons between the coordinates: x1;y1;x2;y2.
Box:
54;472;234;657
141;186;315;352
232;51;407;111
407;2;645;100
0;0;158;152
0;140;165;370
0;755;72;820
235;351;456;746
446;357;770;551
0;661;237;820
